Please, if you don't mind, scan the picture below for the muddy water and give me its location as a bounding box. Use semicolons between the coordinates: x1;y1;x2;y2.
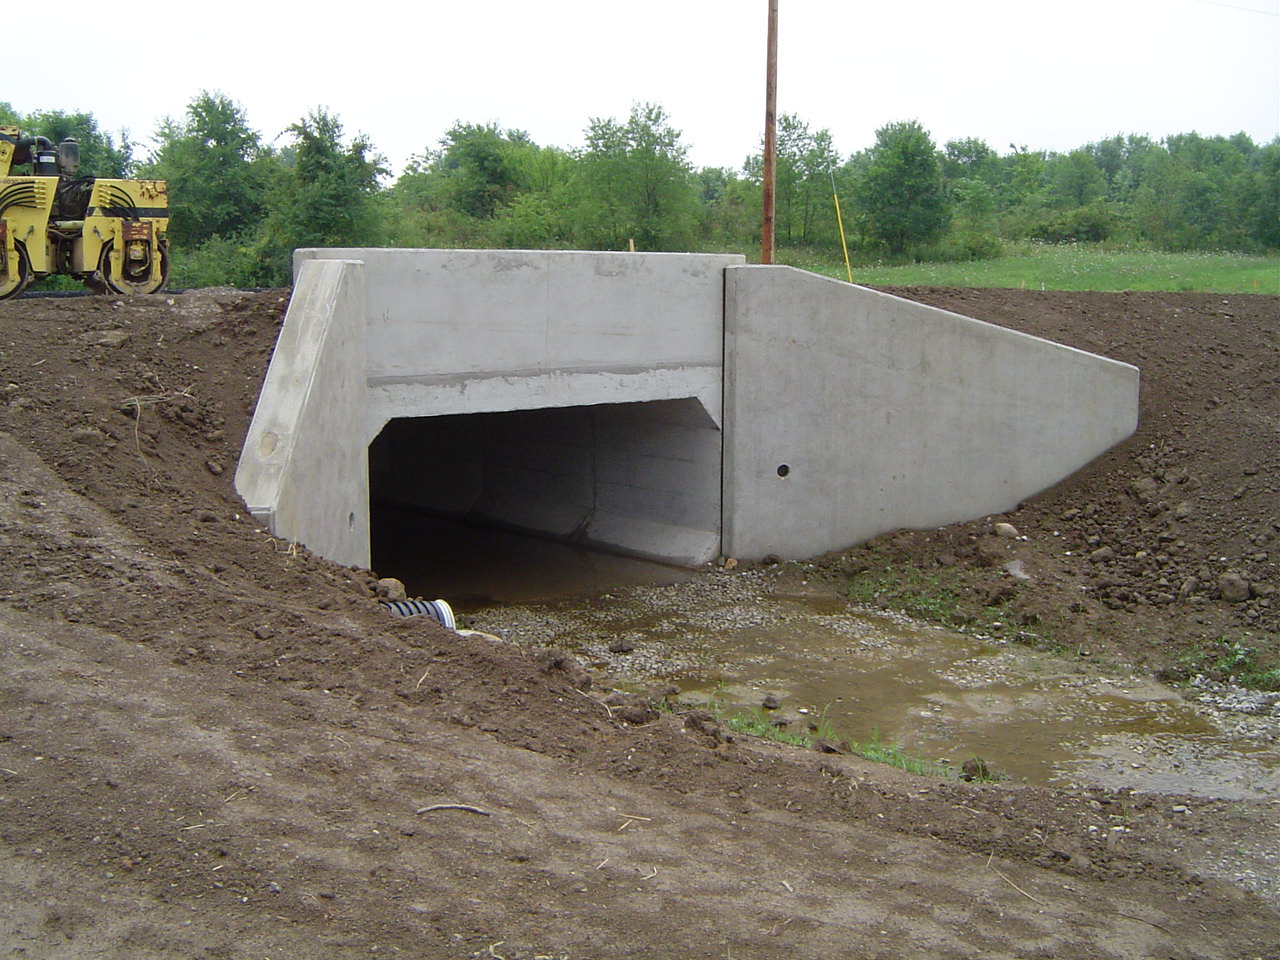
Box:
664;601;1280;799
386;527;1279;798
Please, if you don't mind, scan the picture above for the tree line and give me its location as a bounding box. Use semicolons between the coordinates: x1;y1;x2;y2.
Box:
3;93;1276;288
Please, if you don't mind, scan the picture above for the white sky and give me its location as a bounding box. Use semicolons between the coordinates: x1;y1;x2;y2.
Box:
8;0;1279;177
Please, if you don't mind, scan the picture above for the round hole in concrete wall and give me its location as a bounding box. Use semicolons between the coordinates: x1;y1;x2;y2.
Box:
776;464;791;478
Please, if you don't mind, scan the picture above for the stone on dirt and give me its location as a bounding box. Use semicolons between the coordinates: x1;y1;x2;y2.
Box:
961;758;992;781
1218;572;1252;603
1003;559;1033;581
376;577;407;601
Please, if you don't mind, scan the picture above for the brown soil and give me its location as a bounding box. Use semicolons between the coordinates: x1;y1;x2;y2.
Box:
0;287;1276;960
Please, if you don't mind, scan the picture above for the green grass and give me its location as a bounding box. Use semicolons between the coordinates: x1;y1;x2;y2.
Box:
719;706;818;747
1178;637;1280;691
782;241;1279;295
844;561;1067;655
847;730;948;777
698;694;949;777
846;565;971;630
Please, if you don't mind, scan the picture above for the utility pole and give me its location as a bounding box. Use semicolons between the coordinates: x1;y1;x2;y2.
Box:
762;0;778;264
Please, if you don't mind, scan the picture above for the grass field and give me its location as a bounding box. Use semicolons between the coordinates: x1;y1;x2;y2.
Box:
782;242;1279;295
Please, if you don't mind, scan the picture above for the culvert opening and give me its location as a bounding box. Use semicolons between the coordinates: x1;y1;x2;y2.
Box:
368;398;721;607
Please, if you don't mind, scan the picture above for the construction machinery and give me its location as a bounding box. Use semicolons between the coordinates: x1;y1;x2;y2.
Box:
0;126;169;300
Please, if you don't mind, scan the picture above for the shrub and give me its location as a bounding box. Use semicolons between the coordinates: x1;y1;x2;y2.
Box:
1030;201;1115;244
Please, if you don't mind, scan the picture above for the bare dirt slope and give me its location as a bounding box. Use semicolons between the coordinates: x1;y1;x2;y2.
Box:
0;287;1276;960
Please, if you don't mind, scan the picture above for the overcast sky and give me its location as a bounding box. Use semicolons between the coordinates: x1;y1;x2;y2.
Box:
8;0;1279;177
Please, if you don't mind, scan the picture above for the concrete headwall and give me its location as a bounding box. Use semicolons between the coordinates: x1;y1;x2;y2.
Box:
294;248;743;434
277;249;741;565
721;266;1140;559
234;258;370;568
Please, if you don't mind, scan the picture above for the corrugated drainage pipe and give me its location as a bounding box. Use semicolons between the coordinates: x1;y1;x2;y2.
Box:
381;598;457;630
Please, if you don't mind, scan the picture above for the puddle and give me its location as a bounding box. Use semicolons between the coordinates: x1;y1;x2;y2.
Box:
666;606;1280;798
388;531;1279;799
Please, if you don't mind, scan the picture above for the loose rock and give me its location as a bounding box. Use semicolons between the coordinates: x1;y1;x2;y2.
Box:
1218;572;1251;603
376;577;408;601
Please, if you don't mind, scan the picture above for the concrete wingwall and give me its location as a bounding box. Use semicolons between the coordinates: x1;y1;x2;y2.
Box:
234;258;370;568
235;250;1139;571
721;265;1140;559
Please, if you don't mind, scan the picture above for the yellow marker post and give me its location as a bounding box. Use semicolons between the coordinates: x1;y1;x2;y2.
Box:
830;169;853;283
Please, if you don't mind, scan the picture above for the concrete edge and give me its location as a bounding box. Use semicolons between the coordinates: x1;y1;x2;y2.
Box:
234;258;370;567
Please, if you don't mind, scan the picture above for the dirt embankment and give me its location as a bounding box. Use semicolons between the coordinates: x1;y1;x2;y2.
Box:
0;288;1276;960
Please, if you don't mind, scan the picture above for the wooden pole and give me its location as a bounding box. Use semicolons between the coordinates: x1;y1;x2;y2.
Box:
762;0;778;264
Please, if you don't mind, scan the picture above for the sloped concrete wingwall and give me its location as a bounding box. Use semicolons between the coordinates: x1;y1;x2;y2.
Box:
721;266;1140;559
234;258;370;568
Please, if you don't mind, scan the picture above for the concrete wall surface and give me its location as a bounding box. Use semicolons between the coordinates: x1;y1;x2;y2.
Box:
293;248;744;436
234;258;370;568
722;266;1139;560
370;399;722;565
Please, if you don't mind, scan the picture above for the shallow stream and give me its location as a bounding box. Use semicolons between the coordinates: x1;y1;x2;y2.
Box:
385;518;1280;799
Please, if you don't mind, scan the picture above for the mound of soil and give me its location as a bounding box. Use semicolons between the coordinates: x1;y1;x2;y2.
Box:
0;287;1276;959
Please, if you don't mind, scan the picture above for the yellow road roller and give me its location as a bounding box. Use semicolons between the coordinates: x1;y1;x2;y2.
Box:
1;125;169;299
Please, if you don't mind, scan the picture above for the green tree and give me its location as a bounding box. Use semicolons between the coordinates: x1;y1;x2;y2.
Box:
573;103;697;250
1100;134;1161;203
943;137;1000;186
397;122;533;219
388;125;574;249
1247;139;1280;249
1045;149;1107;209
1127;132;1272;251
142;92;271;248
443;122;528;218
855;120;950;255
260;109;385;282
744;114;841;245
950;178;997;232
1000;145;1048;207
693;166;755;246
1085;135;1126;192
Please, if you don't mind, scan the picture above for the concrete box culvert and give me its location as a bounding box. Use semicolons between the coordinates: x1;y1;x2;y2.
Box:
236;249;1138;573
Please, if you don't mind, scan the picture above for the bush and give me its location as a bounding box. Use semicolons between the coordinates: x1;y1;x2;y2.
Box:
932;231;1004;262
169;235;284;289
1030;201;1115;244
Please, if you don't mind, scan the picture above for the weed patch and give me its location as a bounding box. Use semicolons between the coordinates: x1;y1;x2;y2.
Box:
848;730;948;778
698;694;951;778
846;565;970;629
1179;636;1280;691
